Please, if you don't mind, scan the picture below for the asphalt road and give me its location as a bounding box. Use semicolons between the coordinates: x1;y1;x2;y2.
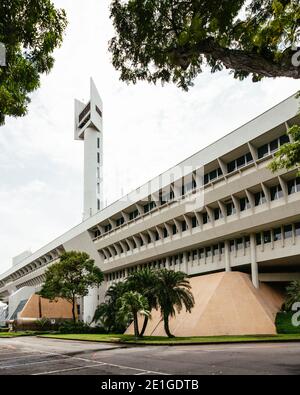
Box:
0;337;300;375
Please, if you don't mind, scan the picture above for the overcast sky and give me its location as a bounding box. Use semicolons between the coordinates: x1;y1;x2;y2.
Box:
0;0;299;274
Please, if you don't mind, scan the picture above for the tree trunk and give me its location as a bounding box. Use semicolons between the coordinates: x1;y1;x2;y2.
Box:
133;312;140;338
163;312;175;338
173;38;300;79
140;316;149;337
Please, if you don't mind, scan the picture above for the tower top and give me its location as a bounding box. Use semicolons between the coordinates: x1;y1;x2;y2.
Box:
74;78;103;141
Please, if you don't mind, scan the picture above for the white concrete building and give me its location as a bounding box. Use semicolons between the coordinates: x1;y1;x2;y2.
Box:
0;89;300;324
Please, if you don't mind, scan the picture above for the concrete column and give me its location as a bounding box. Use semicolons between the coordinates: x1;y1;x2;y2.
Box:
183;252;189;275
224;240;231;272
250;233;259;288
83;287;98;324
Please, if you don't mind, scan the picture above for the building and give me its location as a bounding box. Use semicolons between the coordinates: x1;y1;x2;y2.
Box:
0;87;299;332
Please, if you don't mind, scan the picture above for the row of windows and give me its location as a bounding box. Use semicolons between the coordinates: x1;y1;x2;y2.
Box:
101;134;291;237
257;135;289;159
256;222;300;245
227;152;253;174
97;177;300;241
106;221;300;280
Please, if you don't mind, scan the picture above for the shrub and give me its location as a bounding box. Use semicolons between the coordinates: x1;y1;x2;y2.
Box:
276;312;300;334
58;320;107;334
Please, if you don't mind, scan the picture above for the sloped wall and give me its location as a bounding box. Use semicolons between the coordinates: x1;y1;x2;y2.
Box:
126;272;284;337
19;294;74;320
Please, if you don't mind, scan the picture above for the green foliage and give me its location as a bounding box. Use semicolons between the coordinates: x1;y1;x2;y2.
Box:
0;0;67;124
109;0;300;90
95;269;195;338
39;251;103;322
154;270;195;338
269;125;300;174
117;291;150;338
126;268;158;336
93;281;128;333
276;312;300;334
58;320;107;335
284;280;300;311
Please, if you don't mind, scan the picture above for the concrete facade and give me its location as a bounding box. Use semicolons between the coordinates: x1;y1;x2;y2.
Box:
0;91;299;331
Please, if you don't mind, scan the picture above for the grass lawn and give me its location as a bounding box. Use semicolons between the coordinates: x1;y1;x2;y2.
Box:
39;333;300;345
0;331;37;338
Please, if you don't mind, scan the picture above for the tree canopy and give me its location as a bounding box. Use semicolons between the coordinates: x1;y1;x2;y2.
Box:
0;0;67;125
109;0;300;90
39;251;103;322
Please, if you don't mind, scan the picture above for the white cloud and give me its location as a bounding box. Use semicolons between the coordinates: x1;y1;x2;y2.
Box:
0;0;299;272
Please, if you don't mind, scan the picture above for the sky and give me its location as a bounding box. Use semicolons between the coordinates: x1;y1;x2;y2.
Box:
0;0;299;274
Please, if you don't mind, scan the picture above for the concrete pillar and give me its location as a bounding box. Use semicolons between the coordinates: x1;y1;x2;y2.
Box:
83;287;98;324
224;240;231;272
183;252;189;275
250;233;259;288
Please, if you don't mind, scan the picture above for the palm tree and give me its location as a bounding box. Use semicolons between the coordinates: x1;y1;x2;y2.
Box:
117;291;150;338
285;281;300;311
126;268;158;336
155;270;195;338
93;281;128;333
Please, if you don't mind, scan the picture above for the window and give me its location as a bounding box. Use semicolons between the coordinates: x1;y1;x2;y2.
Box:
263;231;271;244
104;223;112;233
236;238;243;250
295;223;300;237
144;201;156;213
192;250;198;260
97;152;100;164
213;245;219;256
287;178;300;195
182;221;187;232
230;240;235;252
257;134;290;159
214;208;223;221
94;229;101;238
97;167;100;179
284;225;293;239
270;184;283;201
97;183;100;194
182;179;197;195
163;228;168;238
116;217;124;227
273;228;282;242
202;212;210;224
256;233;262;246
254;191;266;206
129;209;139;221
227;152;253;173
240;197;250;212
245;236;250;248
205;247;212;258
97;138;100;149
172;224;178;235
270;139;279;153
160;190;174;205
97;199;100;211
280;134;290;146
204;168;223;185
192;216;198;228
258;144;269;159
220;242;225;254
226;202;236;216
199;248;205;259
